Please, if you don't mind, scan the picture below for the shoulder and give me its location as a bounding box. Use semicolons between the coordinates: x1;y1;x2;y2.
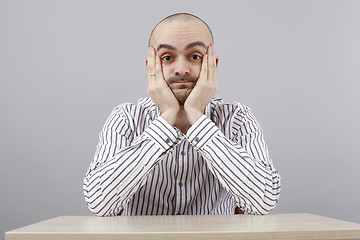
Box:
110;97;157;117
209;98;263;137
208;98;261;137
209;98;252;119
104;97;157;129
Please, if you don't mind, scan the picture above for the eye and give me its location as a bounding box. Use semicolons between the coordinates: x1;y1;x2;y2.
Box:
161;55;173;62
191;55;202;61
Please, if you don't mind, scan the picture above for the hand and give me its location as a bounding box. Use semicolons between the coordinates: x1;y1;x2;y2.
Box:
146;47;180;125
184;45;218;124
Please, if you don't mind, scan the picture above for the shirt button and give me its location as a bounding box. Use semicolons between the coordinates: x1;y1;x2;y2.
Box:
165;138;171;143
194;137;199;142
181;151;186;156
178;182;183;187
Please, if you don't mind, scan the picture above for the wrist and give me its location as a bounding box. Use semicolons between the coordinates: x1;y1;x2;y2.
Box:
184;108;204;125
160;109;179;126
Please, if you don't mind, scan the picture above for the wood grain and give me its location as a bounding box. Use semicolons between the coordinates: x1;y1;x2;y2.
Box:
6;213;360;240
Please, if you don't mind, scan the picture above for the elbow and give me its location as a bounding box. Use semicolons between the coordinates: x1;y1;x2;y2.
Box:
83;178;123;217
249;196;280;215
259;178;281;215
246;177;281;215
83;193;114;217
260;196;280;215
83;178;109;217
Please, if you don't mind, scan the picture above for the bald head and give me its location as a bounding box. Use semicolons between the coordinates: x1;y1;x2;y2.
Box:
149;13;214;47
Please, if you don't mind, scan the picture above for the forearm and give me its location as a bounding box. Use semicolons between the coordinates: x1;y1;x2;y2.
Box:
186;115;281;215
83;116;180;216
203;134;280;214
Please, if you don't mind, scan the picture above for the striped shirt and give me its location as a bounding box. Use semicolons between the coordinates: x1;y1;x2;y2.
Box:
83;97;281;216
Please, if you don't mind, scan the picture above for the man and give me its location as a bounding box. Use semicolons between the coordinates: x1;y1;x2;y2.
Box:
83;13;281;217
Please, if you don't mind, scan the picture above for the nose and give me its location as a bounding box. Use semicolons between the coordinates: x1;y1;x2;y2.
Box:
174;57;190;76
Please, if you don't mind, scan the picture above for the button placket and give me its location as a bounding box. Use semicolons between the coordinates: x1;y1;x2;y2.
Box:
174;141;187;215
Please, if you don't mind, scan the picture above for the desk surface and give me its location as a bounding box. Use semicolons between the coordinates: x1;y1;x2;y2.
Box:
5;213;360;240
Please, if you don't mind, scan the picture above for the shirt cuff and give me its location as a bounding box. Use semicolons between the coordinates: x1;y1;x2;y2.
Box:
186;115;220;149
144;116;180;151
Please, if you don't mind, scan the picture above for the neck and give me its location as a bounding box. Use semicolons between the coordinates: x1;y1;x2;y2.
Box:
175;106;191;133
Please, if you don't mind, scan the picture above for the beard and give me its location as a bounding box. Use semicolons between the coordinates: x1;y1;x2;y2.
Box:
172;88;193;105
166;74;198;105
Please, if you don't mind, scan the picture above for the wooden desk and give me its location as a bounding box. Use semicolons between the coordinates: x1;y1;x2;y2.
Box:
5;213;360;240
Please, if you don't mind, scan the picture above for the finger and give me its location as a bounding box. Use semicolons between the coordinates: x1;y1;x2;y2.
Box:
207;46;214;81
150;47;156;74
147;47;156;82
211;45;216;66
208;45;217;83
155;54;164;82
146;47;152;73
199;53;208;82
147;48;152;83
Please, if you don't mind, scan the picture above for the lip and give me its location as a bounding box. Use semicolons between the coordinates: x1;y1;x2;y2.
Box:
170;81;195;89
173;80;192;83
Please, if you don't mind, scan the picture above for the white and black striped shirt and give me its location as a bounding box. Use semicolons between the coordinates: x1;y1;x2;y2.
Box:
83;97;281;216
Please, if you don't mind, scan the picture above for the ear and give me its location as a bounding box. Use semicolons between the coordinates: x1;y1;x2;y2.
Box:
216;57;219;67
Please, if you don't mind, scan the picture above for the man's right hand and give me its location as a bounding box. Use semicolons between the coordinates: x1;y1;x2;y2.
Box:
146;47;180;126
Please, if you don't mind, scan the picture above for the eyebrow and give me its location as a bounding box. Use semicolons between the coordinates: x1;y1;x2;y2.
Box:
157;44;176;52
156;41;208;52
185;41;207;50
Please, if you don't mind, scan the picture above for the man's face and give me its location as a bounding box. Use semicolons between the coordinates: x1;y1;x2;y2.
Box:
150;20;213;104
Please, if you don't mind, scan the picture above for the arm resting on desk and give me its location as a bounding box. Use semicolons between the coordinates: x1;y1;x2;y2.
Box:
185;106;281;215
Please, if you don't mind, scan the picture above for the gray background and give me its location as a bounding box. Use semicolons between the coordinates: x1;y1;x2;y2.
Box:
1;0;359;238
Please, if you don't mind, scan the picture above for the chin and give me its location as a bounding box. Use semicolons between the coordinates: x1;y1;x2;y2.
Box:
173;89;192;105
175;95;187;106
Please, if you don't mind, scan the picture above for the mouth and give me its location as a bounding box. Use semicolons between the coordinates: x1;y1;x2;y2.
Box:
170;81;196;89
174;79;193;83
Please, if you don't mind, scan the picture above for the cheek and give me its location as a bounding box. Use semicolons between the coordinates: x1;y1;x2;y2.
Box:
161;64;171;80
193;64;202;78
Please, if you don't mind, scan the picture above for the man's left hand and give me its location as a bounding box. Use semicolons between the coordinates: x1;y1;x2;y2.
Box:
184;45;218;124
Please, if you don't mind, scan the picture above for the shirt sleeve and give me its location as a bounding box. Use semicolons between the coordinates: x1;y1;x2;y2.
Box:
83;106;180;216
185;107;281;215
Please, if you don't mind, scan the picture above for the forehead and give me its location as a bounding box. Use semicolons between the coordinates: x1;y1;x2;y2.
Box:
151;20;212;49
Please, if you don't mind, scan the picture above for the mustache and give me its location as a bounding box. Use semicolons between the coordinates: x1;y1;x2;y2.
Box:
167;75;198;84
